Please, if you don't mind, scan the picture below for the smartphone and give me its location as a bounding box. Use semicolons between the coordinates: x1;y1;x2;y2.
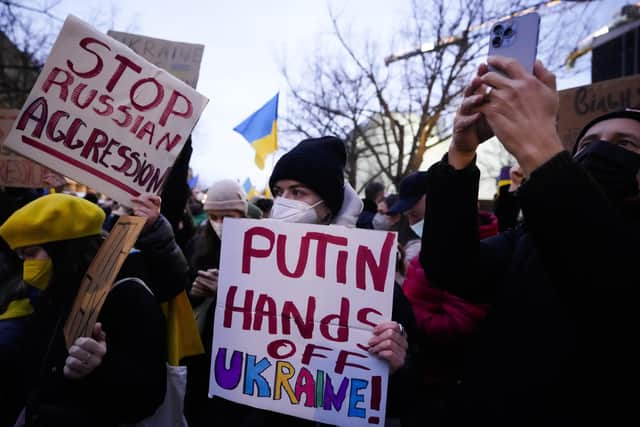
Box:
487;12;540;74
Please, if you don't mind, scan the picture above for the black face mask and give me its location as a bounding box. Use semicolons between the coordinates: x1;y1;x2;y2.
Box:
574;140;640;203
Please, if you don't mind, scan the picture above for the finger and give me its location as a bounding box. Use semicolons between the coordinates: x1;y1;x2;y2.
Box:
65;355;88;372
372;321;400;335
64;364;84;379
455;113;482;133
463;75;484;97
534;59;556;91
93;322;107;342
487;55;528;79
78;338;106;357
368;327;407;349
69;345;90;361
480;71;512;91
368;338;402;355
459;94;484;115
198;270;218;280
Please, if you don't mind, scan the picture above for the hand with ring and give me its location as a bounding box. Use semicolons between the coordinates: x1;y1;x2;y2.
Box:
367;321;408;374
64;323;107;380
450;63;495;169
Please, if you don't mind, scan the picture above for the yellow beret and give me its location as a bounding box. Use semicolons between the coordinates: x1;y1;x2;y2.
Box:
0;194;105;250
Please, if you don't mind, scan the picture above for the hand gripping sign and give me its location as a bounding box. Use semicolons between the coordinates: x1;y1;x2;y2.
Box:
210;219;397;426
3;15;208;205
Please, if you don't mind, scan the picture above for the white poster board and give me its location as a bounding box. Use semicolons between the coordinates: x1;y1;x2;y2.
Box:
210;219;397;426
107;30;204;89
3;15;208;205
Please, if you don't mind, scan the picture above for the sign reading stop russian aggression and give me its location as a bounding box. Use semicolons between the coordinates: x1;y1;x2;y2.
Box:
210;219;397;426
3;15;208;205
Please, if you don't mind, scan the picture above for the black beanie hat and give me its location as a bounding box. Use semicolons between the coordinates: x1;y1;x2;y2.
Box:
573;108;640;155
269;136;346;214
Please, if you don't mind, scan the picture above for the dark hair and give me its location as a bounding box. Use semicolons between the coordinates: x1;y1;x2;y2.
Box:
0;239;24;314
365;181;385;202
42;234;104;312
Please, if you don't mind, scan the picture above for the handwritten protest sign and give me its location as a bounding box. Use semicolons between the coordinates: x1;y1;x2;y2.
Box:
210;219;397;426
0;109;64;188
3;15;208;205
107;30;204;89
64;215;145;348
558;74;640;152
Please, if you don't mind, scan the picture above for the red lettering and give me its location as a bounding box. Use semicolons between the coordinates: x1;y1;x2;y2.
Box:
42;67;74;101
71;83;97;109
130;77;164;111
79;128;109;159
335;350;370;375
282;298;315;339
17;97;47;138
223;285;253;330
305;232;348;278
159;90;193;126
253;294;278;334
98;139;120;168
356;232;395;292
93;94;114;116
106;54;142;92
356;307;383;351
112;145;132;173
242;227;275;274
267;339;296;359
276;234;310;278
136;121;155;144
68;37;109;78
337;250;348;284
320;298;349;342
61;118;87;149
155;132;182;152
301;343;332;365
112;105;132;128
294;368;316;407
45;110;70;142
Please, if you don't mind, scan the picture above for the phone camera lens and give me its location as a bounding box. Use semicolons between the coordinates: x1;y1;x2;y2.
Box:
504;27;514;38
492;36;502;48
493;24;504;35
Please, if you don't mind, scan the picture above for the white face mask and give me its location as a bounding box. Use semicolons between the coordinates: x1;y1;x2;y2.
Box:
209;219;223;238
410;219;424;238
372;213;393;230
270;197;322;224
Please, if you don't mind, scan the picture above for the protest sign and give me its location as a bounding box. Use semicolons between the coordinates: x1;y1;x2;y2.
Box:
3;15;208;205
64;215;145;348
558;74;640;152
210;219;397;426
0;109;64;188
107;30;204;89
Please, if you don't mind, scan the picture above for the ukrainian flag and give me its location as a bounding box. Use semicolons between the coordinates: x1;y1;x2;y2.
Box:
243;177;256;200
234;93;279;170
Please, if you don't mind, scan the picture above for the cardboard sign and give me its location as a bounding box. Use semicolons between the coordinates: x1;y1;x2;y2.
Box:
210;219;397;426
64;215;145;348
558;74;640;152
107;30;204;89
3;15;208;206
0;109;64;188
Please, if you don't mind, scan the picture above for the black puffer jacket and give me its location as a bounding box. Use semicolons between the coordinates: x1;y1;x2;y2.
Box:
16;280;167;427
421;152;637;426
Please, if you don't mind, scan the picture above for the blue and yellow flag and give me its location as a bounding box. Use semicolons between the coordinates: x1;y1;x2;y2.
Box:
243;177;256;200
234;93;279;169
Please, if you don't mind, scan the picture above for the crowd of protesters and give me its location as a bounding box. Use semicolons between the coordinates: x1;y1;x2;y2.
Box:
1;53;639;427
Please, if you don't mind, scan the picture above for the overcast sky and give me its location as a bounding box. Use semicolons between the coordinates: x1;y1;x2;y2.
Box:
18;0;632;192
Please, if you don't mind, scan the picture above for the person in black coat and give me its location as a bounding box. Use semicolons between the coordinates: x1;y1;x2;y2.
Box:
421;56;638;426
0;194;166;427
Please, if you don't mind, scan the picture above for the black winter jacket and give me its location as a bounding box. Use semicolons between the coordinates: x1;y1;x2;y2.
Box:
421;152;637;426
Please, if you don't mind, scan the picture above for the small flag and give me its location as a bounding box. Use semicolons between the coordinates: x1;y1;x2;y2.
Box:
234;93;279;170
243;177;256;200
497;166;511;189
